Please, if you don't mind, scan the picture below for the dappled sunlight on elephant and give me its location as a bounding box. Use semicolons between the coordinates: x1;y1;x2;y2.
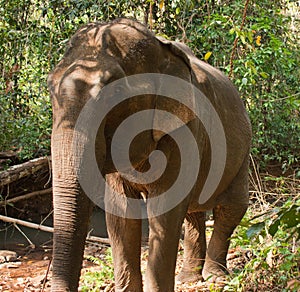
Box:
48;18;251;292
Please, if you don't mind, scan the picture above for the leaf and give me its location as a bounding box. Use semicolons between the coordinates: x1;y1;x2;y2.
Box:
260;72;269;79
246;222;265;238
204;51;212;61
229;28;235;35
175;7;180;15
159;0;164;10
280;261;293;271
269;219;280;236
256;35;262;46
247;31;253;43
281;205;300;228
240;35;246;44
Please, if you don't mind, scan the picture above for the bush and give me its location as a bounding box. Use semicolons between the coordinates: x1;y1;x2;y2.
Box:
227;196;300;291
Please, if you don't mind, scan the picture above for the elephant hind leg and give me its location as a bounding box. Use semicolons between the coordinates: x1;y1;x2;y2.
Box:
202;157;249;283
202;204;247;283
176;211;206;284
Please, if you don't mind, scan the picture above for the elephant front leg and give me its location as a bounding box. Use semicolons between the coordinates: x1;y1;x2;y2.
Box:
176;211;206;284
145;206;187;292
106;213;142;292
105;173;143;292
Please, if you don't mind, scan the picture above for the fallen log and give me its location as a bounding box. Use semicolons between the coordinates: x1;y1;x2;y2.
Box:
0;156;51;187
0;151;18;159
0;214;110;245
0;188;52;206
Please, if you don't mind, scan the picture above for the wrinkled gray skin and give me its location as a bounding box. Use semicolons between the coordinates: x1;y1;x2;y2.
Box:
48;18;251;292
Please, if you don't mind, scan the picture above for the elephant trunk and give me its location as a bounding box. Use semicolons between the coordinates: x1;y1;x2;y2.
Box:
51;130;92;291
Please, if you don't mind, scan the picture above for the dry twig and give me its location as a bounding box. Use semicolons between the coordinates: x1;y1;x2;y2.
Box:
0;188;52;206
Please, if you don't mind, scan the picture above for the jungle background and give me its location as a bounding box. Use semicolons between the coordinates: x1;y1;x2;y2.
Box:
0;0;299;291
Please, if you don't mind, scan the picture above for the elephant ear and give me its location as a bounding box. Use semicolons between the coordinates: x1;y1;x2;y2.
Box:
152;37;198;142
157;36;195;65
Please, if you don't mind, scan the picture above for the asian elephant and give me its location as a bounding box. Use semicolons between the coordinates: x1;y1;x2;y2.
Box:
48;18;251;292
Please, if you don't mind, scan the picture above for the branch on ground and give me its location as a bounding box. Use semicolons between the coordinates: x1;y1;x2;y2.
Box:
0;156;51;187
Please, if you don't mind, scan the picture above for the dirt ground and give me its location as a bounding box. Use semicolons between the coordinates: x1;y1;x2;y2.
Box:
0;158;298;291
0;244;52;291
0;242;109;291
0;240;248;292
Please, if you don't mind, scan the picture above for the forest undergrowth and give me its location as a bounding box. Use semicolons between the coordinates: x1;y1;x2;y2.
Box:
0;0;299;291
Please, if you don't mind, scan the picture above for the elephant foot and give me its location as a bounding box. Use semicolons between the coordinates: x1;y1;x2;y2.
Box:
176;268;203;284
202;260;228;285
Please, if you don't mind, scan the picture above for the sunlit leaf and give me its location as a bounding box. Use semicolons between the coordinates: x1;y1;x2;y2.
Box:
204;51;212;61
247;31;253;43
260;72;269;79
240;34;246;44
229;27;236;35
159;0;164;10
256;35;262;46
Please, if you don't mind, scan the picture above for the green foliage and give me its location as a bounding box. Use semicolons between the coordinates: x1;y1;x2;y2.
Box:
0;0;54;159
0;0;299;167
246;198;300;240
81;248;114;291
228;198;300;291
0;94;51;160
233;4;300;167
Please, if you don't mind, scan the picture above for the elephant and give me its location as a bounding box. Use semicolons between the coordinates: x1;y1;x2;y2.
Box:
48;18;251;292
